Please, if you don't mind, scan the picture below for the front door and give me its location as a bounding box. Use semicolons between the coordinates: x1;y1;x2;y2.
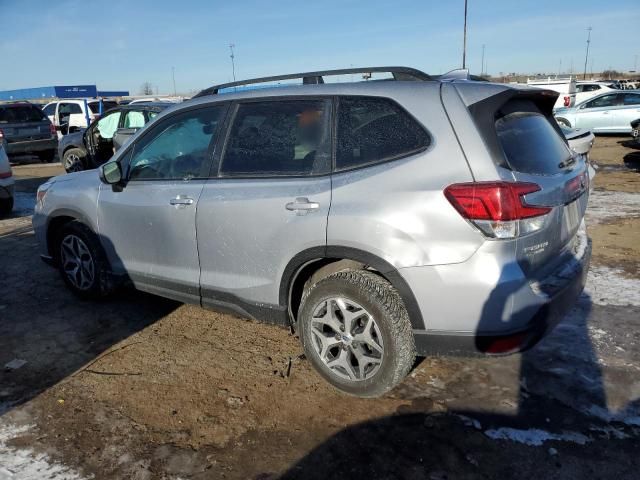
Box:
197;99;333;313
97;105;227;303
574;93;620;132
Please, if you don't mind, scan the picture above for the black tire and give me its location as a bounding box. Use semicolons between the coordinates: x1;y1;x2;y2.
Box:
0;196;13;216
62;148;86;173
298;269;416;398
38;149;56;163
55;221;114;299
556;117;571;128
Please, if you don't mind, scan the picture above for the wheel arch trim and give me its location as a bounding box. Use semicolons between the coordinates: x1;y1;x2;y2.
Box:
280;246;426;330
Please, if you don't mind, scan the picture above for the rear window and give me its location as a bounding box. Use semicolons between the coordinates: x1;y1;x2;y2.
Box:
89;101;118;114
0;105;47;123
495;112;571;174
336;97;430;171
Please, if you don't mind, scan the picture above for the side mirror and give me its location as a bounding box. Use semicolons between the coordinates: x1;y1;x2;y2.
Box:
99;161;122;185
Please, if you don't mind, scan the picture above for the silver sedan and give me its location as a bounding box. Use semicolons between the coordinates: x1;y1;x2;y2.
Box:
555;90;640;133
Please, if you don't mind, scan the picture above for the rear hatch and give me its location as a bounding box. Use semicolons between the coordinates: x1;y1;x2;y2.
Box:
460;87;590;279
0;104;53;144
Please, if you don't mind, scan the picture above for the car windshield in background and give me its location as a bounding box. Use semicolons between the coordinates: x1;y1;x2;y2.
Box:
496;112;572;174
88;102;118;114
0;105;46;123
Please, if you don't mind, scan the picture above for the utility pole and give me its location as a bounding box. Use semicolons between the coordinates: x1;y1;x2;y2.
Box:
559;59;562;76
462;0;468;69
583;27;592;80
481;44;485;76
635;54;638;72
171;66;176;96
229;44;236;82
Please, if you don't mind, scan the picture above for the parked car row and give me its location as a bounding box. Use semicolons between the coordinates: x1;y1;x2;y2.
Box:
555;90;640;133
0;102;57;162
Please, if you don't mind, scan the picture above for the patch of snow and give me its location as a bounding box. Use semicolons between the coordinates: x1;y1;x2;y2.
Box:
3;359;27;371
0;423;86;479
584;266;640;307
484;427;590;446
586;190;640;225
454;414;482;430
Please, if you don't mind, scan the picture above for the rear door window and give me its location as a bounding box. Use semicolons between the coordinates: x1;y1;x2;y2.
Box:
495;111;571;175
0;105;47;123
220;99;331;177
622;93;640;106
123;110;146;128
336;96;430;171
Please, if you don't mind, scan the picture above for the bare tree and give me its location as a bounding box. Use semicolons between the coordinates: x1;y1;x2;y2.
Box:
140;82;154;95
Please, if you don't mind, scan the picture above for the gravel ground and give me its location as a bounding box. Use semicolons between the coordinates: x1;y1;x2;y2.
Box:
0;137;639;479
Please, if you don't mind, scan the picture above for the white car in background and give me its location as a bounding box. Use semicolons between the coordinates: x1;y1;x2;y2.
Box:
41;99;118;137
560;124;596;190
575;82;615;104
0;143;14;214
526;77;576;109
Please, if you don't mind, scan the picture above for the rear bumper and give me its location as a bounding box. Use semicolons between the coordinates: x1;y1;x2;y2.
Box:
6;138;57;155
407;228;591;357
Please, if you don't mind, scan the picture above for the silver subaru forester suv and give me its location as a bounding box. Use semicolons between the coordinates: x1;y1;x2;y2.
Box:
33;67;591;397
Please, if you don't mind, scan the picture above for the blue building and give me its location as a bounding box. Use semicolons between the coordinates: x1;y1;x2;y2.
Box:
0;85;129;101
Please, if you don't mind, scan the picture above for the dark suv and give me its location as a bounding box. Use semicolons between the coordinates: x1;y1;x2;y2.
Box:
58;103;170;172
0;102;58;162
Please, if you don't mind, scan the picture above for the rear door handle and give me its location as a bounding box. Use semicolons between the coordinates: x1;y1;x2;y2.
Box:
285;197;320;215
170;196;194;206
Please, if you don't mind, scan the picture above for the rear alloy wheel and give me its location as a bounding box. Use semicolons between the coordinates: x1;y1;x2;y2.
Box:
62;148;85;173
298;269;416;397
56;221;113;299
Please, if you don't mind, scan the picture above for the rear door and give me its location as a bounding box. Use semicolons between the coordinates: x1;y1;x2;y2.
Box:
196;98;332;310
614;92;640;132
492;99;590;277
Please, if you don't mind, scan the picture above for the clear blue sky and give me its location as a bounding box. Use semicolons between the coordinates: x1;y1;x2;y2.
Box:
1;0;638;94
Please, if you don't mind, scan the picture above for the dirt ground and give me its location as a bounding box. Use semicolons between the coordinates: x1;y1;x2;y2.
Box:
1;138;639;479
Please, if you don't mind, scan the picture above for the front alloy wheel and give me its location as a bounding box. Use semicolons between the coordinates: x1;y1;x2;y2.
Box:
60;234;95;291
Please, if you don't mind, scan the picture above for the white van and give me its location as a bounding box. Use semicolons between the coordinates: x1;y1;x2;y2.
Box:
526;77;577;110
41;99;118;137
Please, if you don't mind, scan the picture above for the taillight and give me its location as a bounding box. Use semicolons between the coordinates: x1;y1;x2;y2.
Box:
0;171;12;179
49;123;56;136
444;182;552;239
564;96;570;107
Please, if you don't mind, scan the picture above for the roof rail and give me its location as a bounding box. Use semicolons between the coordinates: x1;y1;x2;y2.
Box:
193;66;432;97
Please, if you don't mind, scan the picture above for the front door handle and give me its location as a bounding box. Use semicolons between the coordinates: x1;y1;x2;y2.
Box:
170;196;194;206
285;197;320;215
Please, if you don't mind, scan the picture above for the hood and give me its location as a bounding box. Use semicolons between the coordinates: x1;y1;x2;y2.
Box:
50;168;99;185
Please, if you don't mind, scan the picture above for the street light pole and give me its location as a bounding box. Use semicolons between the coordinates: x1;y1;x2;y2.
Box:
583;27;592;80
229;44;236;82
172;66;176;96
462;0;468;69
